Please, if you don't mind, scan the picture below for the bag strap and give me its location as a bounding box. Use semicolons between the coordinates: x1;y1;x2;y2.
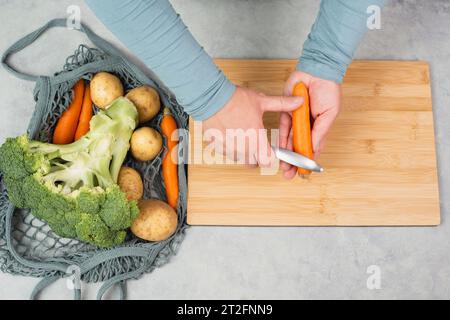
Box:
30;276;82;300
30;275;125;300
1;18;124;82
95;247;161;300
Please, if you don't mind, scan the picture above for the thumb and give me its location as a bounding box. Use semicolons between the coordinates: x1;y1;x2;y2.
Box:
261;95;303;113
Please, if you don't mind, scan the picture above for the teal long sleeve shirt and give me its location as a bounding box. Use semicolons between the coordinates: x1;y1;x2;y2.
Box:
298;0;385;83
86;0;384;120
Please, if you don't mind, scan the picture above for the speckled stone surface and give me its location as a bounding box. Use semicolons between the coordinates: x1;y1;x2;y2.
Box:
0;0;449;299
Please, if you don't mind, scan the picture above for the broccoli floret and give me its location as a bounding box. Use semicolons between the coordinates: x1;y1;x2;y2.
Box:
3;176;27;208
100;185;139;231
0;97;139;248
75;213;127;248
0;135;44;179
77;187;105;215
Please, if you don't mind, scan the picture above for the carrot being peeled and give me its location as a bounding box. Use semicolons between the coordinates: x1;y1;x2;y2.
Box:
292;82;313;176
161;107;179;209
74;85;93;141
53;79;85;144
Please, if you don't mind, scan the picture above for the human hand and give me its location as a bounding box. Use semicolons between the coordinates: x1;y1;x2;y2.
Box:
202;87;303;168
279;71;341;179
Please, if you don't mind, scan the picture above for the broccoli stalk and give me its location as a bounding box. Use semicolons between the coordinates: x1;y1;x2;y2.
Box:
0;97;140;248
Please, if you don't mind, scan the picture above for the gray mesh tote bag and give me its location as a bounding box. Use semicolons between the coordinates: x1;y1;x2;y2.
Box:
0;18;188;300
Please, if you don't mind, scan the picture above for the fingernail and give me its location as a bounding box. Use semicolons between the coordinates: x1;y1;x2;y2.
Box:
283;170;294;180
313;140;320;154
280;162;290;171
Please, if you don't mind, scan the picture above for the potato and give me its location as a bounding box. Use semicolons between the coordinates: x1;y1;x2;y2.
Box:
90;72;124;109
126;86;161;123
130;127;163;161
118;166;143;201
131;199;178;241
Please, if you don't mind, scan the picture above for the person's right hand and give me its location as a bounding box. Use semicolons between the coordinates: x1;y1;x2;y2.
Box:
202;87;304;168
279;71;342;179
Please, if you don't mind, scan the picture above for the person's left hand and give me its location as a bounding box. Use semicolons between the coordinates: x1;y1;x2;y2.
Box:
279;70;342;179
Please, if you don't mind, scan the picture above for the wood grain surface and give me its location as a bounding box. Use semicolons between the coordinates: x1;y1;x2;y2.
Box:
187;60;440;226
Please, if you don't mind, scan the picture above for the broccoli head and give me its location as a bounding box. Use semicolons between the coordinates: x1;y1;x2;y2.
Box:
0;97;139;248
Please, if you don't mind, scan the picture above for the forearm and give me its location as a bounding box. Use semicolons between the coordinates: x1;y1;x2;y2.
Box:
86;0;235;120
298;0;385;83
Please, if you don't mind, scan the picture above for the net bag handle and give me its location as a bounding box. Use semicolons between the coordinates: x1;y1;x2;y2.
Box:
1;18;124;82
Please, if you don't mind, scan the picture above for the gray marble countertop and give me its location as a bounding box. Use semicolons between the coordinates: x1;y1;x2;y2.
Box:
0;0;449;299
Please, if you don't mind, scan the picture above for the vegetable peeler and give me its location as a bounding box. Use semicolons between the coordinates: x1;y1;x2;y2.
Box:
273;147;324;173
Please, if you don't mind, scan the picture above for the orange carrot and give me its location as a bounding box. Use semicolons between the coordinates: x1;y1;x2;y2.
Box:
292;82;313;176
161;107;179;209
53;79;85;144
74;85;93;141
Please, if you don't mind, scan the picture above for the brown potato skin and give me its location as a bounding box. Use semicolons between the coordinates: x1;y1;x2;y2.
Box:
131;199;178;241
126;86;161;123
90;72;124;109
130;127;163;161
118;166;143;201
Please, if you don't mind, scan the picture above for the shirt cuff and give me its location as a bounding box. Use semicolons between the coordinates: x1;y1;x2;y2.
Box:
297;58;345;84
189;78;236;121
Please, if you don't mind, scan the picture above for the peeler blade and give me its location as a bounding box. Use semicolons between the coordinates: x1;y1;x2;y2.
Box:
273;147;324;173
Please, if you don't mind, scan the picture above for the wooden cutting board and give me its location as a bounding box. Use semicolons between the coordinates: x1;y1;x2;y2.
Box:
187;60;440;226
